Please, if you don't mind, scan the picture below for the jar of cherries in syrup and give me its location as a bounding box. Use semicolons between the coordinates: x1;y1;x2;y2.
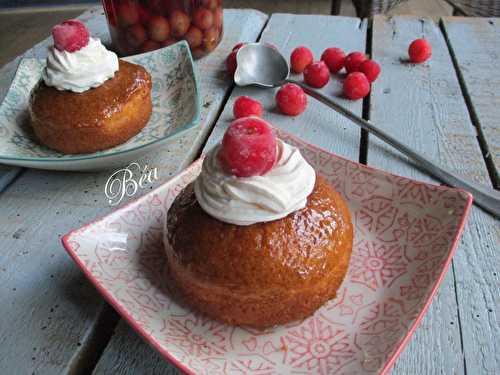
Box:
102;0;223;58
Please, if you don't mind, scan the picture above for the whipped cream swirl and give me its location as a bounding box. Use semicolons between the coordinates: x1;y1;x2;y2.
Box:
194;140;316;226
42;37;119;93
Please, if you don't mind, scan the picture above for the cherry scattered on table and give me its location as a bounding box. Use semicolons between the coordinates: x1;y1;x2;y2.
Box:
218;117;277;177
276;83;308;116
344;51;367;73
321;47;346;73
359;59;380;83
290;46;314;74
304;61;330;88
408;38;432;63
233;96;263;119
343;72;370;100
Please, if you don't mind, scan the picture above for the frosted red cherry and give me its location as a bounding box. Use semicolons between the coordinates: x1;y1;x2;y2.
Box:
233;96;263;119
359;59;380;82
343;72;370;100
218;117;277;177
52;19;90;52
344;51;367;73
408;38;432;63
321;47;345;73
276;83;308;116
290;46;314;74
304;61;330;88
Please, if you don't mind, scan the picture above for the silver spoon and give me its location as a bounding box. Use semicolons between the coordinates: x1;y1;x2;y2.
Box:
234;42;500;218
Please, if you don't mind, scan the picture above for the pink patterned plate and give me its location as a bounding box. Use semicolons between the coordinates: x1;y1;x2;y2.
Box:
62;129;472;375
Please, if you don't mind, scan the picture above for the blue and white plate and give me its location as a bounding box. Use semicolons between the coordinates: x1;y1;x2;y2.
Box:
0;41;200;171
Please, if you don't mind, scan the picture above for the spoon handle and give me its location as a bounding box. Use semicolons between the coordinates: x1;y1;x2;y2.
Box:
287;79;500;218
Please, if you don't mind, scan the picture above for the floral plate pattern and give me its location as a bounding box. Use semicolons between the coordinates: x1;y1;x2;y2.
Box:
0;41;200;171
62;128;473;374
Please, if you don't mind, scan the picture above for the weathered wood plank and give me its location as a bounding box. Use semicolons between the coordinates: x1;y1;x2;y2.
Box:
441;17;500;187
92;13;367;374
0;8;267;375
369;15;499;375
387;0;453;20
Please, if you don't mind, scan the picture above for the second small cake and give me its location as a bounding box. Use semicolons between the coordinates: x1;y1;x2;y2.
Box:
29;19;152;154
165;117;353;328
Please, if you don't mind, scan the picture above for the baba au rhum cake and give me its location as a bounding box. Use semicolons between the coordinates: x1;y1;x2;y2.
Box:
164;117;353;328
29;19;152;154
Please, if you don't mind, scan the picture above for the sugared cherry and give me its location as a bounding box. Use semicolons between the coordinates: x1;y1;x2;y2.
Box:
52;19;90;52
169;10;190;37
304;61;330;88
344;52;367;73
118;2;139;27
343;72;370;100
408;38;432;63
203;27;219;51
321;47;345;73
359;59;380;82
148;16;170;42
233;96;263;119
185;26;203;49
138;5;151;24
193;7;214;30
126;24;147;48
218;117;277;177
202;0;218;10
276;83;308;116
290;46;313;74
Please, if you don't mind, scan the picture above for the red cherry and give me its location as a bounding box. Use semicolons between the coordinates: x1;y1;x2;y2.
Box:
52;19;90;53
148;16;170;42
218;117;277;177
226;50;237;77
321;47;345;73
343;72;370;100
359;59;380;82
203;27;219;51
409;38;432;63
125;24;147;48
169;10;190;37
118;2;140;27
193;7;214;30
303;61;330;88
290;46;313;74
184;26;203;49
275;83;308;116
344;51;367;73
202;0;218;10
138;5;151;24
233;96;263;119
141;40;160;53
213;7;223;30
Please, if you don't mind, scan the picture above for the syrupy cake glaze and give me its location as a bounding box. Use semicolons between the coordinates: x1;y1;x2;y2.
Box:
165;175;353;328
29;60;152;154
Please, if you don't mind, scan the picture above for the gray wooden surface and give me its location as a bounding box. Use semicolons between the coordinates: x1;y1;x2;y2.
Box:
441;17;500;187
0;6;499;375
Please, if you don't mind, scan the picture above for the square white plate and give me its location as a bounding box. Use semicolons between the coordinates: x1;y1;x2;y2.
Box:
63;128;472;374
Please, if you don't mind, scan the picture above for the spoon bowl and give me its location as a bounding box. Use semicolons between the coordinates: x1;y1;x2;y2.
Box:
235;43;289;87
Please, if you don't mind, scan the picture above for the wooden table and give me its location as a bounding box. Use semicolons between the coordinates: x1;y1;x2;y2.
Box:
0;7;498;375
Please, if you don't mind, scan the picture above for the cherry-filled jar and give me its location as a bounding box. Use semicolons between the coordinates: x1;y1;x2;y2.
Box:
102;0;223;58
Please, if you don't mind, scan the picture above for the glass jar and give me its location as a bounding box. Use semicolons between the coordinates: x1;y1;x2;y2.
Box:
102;0;223;58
